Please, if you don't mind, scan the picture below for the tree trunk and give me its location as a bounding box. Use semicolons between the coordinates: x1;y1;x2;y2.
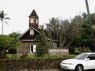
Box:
2;20;3;35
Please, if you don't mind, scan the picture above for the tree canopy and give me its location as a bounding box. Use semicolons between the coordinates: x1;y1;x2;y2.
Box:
45;12;95;51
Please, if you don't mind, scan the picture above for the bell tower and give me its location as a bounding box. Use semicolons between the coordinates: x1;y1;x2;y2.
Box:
29;9;39;29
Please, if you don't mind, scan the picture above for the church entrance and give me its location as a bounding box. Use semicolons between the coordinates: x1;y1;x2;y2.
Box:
30;45;36;53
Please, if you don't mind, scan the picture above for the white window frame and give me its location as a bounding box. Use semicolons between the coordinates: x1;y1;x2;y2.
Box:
30;29;34;35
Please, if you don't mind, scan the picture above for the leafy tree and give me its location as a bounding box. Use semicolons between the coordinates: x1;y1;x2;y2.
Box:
36;28;49;58
0;10;10;35
46;17;60;47
45;13;95;52
81;13;95;50
60;16;82;48
0;32;20;59
45;16;82;49
9;32;21;59
72;13;95;51
0;35;13;58
9;32;21;49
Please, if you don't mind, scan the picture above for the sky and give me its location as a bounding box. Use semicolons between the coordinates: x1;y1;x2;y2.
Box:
0;0;95;35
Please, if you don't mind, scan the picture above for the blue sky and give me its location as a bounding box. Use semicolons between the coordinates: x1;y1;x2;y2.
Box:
0;0;95;34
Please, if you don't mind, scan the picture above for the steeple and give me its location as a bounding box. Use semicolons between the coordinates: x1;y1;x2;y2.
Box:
29;9;39;29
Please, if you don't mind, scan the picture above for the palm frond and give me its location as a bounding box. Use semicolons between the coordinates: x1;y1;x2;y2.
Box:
4;21;9;26
4;17;10;19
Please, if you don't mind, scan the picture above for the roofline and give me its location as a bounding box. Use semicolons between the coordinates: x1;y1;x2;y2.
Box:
19;27;41;39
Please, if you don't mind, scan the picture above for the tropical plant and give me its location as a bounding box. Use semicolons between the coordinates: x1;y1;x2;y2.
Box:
0;10;10;35
85;0;95;51
45;16;82;49
36;28;49;58
0;35;13;59
9;32;21;59
60;15;82;48
9;32;21;49
46;17;60;47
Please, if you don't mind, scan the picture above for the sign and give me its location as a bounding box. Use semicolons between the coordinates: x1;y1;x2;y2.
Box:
48;49;69;55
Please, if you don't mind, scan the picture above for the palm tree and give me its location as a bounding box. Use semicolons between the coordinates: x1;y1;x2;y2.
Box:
0;10;10;35
85;0;95;51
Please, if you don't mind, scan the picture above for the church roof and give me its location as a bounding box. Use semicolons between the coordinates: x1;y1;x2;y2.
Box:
19;27;53;42
29;9;38;18
19;27;40;40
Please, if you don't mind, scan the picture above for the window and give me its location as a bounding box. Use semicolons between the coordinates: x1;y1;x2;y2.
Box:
75;54;88;60
87;54;95;60
30;18;33;23
30;29;34;35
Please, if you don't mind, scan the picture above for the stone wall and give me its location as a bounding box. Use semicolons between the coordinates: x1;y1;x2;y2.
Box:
17;41;40;54
0;58;64;71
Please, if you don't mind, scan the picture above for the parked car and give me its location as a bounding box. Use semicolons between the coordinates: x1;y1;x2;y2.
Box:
60;52;95;71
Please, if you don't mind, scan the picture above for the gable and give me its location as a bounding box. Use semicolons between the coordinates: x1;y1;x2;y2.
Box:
19;27;40;41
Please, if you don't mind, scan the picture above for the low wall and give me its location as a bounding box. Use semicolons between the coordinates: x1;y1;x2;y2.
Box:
0;58;64;71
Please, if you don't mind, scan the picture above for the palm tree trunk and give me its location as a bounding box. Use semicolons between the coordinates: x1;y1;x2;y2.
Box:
85;0;90;18
2;20;3;35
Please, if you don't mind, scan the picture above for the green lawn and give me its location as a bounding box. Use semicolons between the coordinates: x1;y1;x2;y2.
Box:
6;54;76;59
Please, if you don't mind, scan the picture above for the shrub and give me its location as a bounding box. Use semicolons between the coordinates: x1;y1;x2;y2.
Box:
35;29;49;58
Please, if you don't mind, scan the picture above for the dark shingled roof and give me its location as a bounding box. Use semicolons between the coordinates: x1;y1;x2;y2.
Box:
29;9;38;18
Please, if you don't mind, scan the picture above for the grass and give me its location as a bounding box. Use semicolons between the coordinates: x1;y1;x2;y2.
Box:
6;54;76;59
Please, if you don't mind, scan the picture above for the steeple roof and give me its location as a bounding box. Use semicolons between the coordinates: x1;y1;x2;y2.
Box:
29;9;38;18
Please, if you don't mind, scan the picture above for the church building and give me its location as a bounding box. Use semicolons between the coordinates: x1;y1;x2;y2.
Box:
18;10;57;54
18;10;41;54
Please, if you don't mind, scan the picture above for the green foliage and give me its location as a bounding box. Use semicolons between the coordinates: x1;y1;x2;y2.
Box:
75;47;91;53
7;54;76;59
46;12;95;50
0;33;20;59
0;35;13;58
0;35;13;49
9;32;21;49
46;16;82;48
73;13;95;50
36;29;49;58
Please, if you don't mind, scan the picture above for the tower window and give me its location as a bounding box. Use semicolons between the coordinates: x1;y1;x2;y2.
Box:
30;29;34;35
30;18;33;23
